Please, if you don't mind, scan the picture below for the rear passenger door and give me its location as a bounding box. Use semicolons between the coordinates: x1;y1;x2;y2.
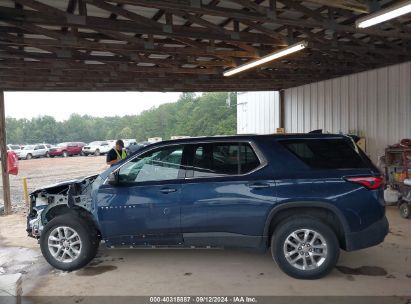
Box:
67;143;77;155
181;141;276;248
34;145;46;157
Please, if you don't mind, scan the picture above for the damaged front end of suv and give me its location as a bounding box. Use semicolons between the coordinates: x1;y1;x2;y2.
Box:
27;175;100;239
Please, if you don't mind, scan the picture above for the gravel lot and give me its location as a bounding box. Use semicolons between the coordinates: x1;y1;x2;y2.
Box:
0;156;108;209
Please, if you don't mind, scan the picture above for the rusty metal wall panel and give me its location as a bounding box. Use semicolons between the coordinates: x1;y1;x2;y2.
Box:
284;61;411;162
237;91;280;134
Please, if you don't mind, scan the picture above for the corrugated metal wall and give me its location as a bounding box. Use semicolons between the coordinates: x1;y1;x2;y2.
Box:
284;61;411;162
237;91;280;134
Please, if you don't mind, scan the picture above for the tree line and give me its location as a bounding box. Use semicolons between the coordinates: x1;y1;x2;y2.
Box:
6;92;237;144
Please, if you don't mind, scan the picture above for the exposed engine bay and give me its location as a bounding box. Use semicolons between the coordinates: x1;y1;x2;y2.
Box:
27;175;99;238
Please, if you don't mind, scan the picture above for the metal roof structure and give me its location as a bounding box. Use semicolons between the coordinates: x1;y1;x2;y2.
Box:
0;0;410;91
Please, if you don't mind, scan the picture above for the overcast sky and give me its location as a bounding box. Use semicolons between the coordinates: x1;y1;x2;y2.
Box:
4;92;181;121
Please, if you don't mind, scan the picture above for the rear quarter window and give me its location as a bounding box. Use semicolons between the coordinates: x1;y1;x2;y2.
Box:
280;139;369;169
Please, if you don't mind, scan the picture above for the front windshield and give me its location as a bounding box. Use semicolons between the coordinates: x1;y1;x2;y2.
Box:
24;145;35;150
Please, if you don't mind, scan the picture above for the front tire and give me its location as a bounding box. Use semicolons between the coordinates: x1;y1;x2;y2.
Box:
271;217;339;279
26;153;32;160
94;149;100;156
62;151;68;157
399;202;410;219
40;213;99;271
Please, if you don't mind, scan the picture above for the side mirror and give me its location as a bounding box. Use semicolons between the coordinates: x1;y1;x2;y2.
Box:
107;172;119;185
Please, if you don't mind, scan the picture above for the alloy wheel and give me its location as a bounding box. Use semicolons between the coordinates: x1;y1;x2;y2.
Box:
283;229;328;271
48;226;82;263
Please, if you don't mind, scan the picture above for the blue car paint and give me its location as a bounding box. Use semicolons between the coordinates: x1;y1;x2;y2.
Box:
31;134;388;252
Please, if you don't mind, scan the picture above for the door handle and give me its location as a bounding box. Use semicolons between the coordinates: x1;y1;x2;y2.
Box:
248;183;270;189
160;188;177;194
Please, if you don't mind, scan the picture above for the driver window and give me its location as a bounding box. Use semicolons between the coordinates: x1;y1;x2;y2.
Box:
118;145;183;183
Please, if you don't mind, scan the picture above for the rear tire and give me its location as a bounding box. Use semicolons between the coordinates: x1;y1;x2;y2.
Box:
94;149;100;156
399;202;410;219
26;153;32;160
40;213;99;271
271;216;339;279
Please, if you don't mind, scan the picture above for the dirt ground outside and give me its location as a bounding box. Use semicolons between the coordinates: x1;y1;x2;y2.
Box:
0;155;108;208
0;157;411;300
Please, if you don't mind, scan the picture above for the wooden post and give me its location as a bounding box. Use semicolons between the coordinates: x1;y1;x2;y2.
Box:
23;177;29;207
0;91;11;215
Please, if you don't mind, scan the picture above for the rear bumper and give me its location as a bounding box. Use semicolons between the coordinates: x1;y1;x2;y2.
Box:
345;216;389;251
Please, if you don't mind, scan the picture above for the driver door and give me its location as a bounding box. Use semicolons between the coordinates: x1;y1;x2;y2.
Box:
34;145;44;157
97;145;187;247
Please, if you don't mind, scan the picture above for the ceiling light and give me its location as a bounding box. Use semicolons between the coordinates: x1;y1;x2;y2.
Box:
223;41;308;77
356;1;411;28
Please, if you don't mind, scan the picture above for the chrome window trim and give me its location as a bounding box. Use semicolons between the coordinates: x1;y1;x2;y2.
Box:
184;140;267;180
105;139;267;185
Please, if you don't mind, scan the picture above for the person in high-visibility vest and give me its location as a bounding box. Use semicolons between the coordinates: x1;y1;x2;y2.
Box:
106;139;127;166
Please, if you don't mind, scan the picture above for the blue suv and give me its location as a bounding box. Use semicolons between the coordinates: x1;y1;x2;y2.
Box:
27;134;388;279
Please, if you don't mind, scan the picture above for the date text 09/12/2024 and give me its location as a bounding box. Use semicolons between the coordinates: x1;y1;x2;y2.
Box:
149;297;257;303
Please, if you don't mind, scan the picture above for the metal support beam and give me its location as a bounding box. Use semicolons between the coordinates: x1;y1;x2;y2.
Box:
279;89;285;129
0;91;11;215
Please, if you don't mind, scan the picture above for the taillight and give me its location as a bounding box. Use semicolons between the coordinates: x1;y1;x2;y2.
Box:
345;176;384;190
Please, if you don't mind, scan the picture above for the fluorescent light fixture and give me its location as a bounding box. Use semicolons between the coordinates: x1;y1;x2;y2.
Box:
223;41;308;77
356;0;411;28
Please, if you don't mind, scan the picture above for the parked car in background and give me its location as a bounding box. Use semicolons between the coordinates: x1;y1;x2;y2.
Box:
106;140;116;149
49;142;86;157
27;134;388;279
7;144;21;151
0;144;22;160
19;144;51;160
126;142;147;155
122;139;137;148
82;141;111;156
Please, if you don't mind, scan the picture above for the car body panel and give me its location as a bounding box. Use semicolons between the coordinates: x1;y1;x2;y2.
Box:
96;181;183;246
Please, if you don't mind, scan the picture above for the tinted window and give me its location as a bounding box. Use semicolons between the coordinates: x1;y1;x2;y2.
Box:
280;139;368;169
119;145;183;183
191;143;260;177
239;144;260;174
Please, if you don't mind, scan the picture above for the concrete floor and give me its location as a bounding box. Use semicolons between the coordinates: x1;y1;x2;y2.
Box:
0;207;410;298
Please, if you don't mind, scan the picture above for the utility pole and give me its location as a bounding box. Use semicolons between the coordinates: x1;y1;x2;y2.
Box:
0;91;11;215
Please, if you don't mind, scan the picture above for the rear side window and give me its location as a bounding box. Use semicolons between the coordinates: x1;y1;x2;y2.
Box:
191;142;260;177
280;139;368;169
